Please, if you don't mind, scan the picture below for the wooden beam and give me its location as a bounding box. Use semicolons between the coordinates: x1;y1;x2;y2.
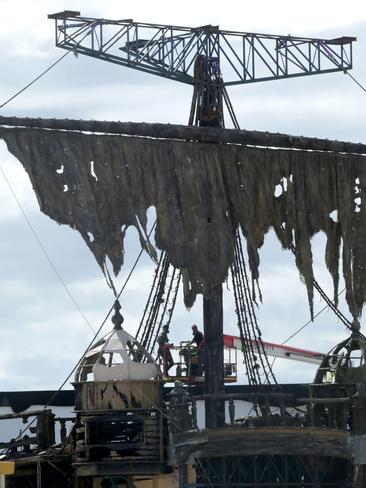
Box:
0;437;37;449
0;116;366;154
204;285;225;429
0;409;52;420
298;397;351;404
174;426;351;462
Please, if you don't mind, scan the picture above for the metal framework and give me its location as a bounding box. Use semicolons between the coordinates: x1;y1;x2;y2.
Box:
194;455;353;487
48;11;355;87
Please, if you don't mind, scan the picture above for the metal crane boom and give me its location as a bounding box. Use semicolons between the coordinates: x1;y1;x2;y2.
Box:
49;11;355;87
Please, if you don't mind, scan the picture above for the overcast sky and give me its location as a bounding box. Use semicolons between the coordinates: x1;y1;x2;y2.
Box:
0;0;366;391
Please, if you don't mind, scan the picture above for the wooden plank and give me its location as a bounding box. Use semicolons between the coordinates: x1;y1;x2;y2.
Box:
74;381;161;411
1;116;366;154
298;397;351;403
74;460;164;477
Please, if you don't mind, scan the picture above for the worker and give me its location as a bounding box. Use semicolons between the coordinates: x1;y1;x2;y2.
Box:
178;325;205;377
191;324;205;375
191;324;204;348
157;324;174;375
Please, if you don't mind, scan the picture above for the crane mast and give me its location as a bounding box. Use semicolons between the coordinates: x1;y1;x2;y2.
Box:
49;11;355;127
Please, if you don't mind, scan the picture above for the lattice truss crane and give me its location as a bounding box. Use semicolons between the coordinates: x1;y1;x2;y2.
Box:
48;11;356;386
49;10;355;128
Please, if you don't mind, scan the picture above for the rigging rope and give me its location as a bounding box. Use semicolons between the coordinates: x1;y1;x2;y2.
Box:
136;251;181;361
232;257;260;385
0;163;96;334
345;71;366;95
232;267;257;385
235;234;277;384
231;231;277;390
269;287;353;371
142;253;170;353
0;20;98;109
0;222;156;455
281;292;346;346
313;280;353;331
151;267;181;357
0;51;71;109
135;252;164;341
281;224;354;331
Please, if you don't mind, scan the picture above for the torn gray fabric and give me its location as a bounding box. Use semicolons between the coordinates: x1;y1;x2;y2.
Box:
2;126;366;317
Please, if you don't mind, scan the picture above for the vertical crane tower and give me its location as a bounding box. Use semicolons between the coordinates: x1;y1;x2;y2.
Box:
48;10;356;427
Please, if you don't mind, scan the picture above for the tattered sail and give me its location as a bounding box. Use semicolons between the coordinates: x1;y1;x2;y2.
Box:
1;119;366;318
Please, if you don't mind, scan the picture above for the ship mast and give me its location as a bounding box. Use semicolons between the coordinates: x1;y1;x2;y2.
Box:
47;11;356;428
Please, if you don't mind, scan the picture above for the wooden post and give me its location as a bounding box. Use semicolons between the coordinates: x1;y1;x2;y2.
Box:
178;464;187;488
203;284;225;429
37;410;55;450
353;394;366;435
37;461;41;488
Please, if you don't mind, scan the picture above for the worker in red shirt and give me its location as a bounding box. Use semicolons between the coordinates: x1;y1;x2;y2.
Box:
157;324;174;375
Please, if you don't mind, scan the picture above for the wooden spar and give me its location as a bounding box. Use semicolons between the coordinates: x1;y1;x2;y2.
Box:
1;115;366;154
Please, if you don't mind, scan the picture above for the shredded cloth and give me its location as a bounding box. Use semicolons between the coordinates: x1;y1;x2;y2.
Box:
2;126;366;318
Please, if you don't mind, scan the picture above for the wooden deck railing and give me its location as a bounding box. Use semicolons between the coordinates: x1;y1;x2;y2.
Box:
0;409;75;456
168;389;364;433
